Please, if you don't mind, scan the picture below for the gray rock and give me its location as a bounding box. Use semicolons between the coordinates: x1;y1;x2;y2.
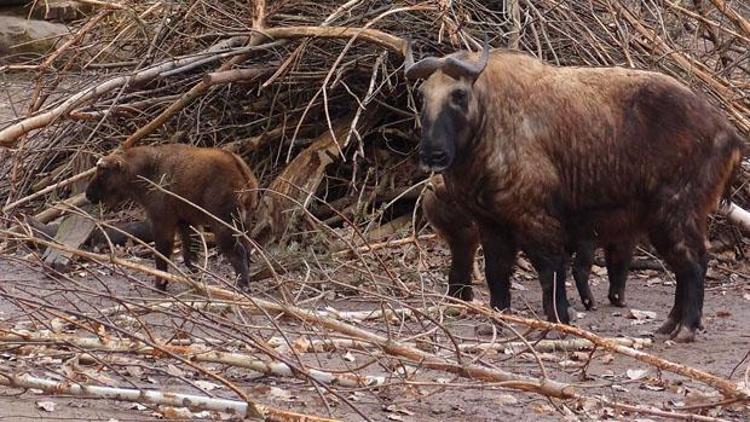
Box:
0;14;69;55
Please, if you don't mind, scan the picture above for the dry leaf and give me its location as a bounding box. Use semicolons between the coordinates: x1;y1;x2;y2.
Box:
160;406;193;420
626;368;649;380
50;318;65;333
628;309;657;320
685;388;720;406
494;394;519;406
530;402;555;414
195;380;221;392
292;338;312;353
126;366;143;378
166;364;184;377
601;353;615;364
571;351;589;361
342;351;355;362
36;401;56;412
385;405;414;416
128;403;148;411
267;386;292;401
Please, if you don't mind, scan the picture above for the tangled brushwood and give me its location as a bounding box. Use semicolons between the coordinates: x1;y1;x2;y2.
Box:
0;1;749;421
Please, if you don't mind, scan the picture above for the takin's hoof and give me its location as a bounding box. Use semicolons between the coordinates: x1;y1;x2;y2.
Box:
545;306;575;325
541;330;568;340
475;322;503;336
581;297;597;311
448;286;474;302
671;325;697;343
489;299;511;313
155;280;168;291
608;293;627;308
655;317;679;337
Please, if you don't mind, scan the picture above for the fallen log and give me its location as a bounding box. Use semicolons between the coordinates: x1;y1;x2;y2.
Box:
0;330;387;388
0;371;338;422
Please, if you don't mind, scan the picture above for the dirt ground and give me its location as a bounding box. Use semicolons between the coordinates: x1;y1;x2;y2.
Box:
1;236;749;422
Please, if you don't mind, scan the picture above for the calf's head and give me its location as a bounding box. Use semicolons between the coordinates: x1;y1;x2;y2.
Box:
85;153;132;206
405;40;489;172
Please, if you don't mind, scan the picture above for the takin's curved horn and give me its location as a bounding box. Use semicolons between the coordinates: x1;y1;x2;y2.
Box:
403;39;444;80
442;36;490;82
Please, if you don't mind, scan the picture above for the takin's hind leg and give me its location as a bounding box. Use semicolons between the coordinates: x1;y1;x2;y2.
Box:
571;238;596;311
152;219;177;291
649;224;707;343
605;238;636;307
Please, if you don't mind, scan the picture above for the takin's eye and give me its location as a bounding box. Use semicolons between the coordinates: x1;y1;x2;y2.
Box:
450;89;469;109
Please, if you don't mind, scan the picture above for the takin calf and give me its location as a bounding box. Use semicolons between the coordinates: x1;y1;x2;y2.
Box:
423;174;637;311
85;144;259;290
405;40;743;342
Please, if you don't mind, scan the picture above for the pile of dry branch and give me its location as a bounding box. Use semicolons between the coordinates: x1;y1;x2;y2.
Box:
1;0;749;244
0;0;749;420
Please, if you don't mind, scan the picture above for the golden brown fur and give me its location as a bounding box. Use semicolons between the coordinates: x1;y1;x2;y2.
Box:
86;144;260;290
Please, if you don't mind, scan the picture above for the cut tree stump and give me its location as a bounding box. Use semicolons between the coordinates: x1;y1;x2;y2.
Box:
42;210;96;272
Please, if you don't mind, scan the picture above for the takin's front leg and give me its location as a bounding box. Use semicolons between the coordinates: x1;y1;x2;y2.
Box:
151;219;177;291
214;225;251;289
423;188;479;301
178;221;198;272
479;224;518;311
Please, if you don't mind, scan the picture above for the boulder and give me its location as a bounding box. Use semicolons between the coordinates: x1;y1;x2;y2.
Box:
30;1;94;23
0;15;68;55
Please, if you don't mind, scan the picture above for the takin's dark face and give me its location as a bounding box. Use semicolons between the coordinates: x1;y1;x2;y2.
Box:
418;72;481;172
85;154;132;207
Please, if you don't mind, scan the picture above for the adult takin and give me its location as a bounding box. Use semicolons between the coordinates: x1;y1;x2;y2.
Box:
85;144;260;290
406;39;743;342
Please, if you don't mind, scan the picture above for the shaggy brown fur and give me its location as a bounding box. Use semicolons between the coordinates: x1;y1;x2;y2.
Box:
85;144;259;290
411;46;743;342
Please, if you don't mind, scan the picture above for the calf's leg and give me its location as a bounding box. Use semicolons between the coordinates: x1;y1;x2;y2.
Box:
151;219;177;291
